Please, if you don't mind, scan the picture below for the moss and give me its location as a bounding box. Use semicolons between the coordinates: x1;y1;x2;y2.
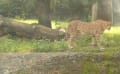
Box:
79;60;120;74
80;61;100;74
100;61;120;74
102;52;114;58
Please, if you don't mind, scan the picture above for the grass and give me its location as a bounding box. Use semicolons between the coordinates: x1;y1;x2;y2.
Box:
13;19;68;29
13;19;38;24
71;26;120;52
0;36;68;52
51;20;68;29
0;19;120;52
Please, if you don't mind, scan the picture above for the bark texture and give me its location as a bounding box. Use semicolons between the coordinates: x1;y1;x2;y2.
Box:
92;0;112;22
0;15;65;41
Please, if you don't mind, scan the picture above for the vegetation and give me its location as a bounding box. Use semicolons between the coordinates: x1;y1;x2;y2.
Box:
0;37;67;52
0;0;119;73
0;0;94;18
0;0;98;28
0;19;119;52
80;60;120;74
0;0;115;52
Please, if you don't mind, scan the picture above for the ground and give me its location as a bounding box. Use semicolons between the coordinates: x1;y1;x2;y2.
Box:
0;52;120;74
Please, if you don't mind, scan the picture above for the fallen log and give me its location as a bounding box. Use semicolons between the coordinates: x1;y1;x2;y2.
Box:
0;15;65;41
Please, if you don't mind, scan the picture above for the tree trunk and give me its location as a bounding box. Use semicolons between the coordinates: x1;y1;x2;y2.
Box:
92;1;97;21
0;15;65;41
92;0;112;22
36;0;51;28
112;0;120;25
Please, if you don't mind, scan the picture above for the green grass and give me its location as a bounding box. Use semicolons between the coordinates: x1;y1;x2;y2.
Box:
0;36;68;52
72;26;120;52
13;19;68;29
0;19;120;52
13;19;38;24
105;26;120;34
51;20;68;29
0;26;119;52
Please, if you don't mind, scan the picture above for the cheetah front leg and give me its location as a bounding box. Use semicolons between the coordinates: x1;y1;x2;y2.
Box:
95;35;105;49
68;35;77;49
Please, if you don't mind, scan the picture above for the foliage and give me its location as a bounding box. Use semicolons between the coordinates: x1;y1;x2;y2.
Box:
51;0;96;21
0;0;36;18
0;0;96;20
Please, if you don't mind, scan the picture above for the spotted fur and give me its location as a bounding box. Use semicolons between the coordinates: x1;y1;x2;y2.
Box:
66;20;111;49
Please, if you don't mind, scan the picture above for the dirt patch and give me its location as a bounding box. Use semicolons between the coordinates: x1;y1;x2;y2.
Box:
0;52;120;74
